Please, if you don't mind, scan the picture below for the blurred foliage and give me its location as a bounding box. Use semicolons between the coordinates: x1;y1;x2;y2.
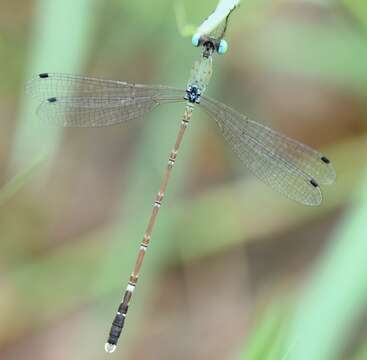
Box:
343;0;367;30
0;155;44;206
287;184;367;360
11;0;98;171
1;0;367;359
238;298;291;360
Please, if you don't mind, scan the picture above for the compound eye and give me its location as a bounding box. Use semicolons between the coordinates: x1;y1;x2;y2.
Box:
217;39;228;54
191;34;201;47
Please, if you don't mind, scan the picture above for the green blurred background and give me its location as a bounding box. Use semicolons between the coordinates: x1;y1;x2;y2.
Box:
1;0;367;359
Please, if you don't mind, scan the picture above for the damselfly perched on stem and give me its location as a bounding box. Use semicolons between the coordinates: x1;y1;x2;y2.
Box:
26;3;335;354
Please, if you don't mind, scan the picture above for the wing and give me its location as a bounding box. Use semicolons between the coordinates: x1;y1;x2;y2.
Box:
199;96;336;206
26;73;186;127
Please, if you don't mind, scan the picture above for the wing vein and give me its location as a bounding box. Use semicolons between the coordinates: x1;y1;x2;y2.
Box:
27;73;186;127
199;95;331;205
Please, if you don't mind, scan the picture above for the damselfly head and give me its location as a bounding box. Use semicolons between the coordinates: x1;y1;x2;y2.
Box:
191;34;228;57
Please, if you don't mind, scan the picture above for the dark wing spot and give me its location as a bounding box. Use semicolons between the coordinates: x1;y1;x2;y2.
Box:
47;97;57;103
321;156;330;164
39;73;49;78
310;179;319;188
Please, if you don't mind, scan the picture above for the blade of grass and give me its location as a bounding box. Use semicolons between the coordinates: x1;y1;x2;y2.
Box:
0;154;46;206
174;1;197;37
238;299;291;360
286;148;367;358
11;0;97;173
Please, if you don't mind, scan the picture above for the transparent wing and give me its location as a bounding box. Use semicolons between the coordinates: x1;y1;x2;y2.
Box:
26;73;185;100
200;96;336;206
26;73;186;127
201;97;336;185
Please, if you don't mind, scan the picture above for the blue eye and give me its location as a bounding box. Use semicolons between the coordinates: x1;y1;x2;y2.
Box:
218;39;228;54
192;34;201;47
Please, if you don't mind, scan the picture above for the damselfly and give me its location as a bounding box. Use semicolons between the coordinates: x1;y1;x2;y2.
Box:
26;21;335;354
